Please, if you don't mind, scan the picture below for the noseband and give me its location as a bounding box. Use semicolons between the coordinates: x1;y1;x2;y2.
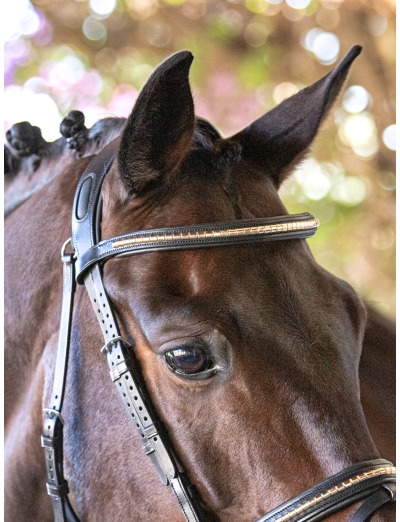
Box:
42;141;395;522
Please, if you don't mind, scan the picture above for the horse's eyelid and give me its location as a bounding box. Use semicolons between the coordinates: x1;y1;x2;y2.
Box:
169;366;218;381
161;339;209;355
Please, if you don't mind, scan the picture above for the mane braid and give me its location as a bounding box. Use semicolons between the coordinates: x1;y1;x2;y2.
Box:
4;115;127;216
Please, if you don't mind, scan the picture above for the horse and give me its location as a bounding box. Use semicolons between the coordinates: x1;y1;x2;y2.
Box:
359;306;395;466
4;46;395;522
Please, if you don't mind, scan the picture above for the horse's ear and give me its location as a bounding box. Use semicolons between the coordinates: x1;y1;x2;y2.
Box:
230;46;362;188
119;51;195;196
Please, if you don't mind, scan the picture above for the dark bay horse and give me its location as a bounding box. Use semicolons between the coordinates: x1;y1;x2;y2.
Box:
4;47;395;521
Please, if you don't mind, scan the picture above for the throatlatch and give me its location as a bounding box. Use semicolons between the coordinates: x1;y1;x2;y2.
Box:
42;140;395;522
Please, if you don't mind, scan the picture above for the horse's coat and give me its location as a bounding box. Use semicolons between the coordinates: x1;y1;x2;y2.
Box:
4;47;395;521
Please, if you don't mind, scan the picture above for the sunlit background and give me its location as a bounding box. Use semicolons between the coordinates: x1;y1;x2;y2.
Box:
4;0;395;318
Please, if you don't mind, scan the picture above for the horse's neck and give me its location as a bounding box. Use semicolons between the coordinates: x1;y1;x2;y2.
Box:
5;148;70;216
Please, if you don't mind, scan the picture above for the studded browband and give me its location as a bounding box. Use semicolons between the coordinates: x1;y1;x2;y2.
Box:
42;140;395;522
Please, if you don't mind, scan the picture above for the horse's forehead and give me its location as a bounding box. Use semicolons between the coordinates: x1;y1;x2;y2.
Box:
109;234;361;346
108;240;314;331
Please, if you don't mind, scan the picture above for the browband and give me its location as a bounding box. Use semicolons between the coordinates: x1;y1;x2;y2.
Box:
75;214;319;283
71;140;319;284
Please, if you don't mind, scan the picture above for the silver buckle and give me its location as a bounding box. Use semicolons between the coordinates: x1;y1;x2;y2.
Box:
100;335;130;354
43;408;64;425
60;237;76;260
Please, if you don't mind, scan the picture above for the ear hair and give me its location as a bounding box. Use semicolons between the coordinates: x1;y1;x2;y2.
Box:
119;51;195;196
230;46;362;188
186;140;242;184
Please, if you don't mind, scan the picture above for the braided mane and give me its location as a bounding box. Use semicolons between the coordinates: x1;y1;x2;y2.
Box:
4;112;230;216
4;114;126;215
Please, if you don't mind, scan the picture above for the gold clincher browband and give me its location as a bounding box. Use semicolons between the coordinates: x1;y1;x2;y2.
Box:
74;213;319;284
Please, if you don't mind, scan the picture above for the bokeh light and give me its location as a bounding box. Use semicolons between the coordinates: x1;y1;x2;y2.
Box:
83;16;107;41
343;85;371;114
367;14;388;36
382;124;396;151
89;0;116;17
291;158;367;206
330;176;367;206
285;0;312;10
126;0;158;19
339;112;379;158
296;161;331;201
273;82;298;104
47;56;86;87
303;28;340;64
378;171;396;191
4;0;41;42
371;227;395;251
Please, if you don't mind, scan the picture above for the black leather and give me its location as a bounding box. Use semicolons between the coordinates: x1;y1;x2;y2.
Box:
255;460;396;522
350;485;395;522
71;139;319;284
75;213;318;283
72;139;119;259
42;251;80;522
71;143;208;521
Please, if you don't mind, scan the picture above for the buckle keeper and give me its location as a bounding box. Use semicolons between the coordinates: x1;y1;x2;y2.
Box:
110;360;128;381
46;481;70;498
41;435;60;448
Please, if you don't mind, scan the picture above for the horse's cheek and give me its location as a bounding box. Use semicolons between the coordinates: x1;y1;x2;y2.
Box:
4;336;57;522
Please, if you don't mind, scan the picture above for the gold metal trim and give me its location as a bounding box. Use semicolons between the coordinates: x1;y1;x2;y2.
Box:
273;466;396;522
111;219;320;249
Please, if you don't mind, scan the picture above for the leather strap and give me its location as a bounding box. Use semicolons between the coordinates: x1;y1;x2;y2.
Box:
350;484;395;521
75;213;319;284
72;139;119;259
42;246;80;522
82;264;207;522
254;460;396;522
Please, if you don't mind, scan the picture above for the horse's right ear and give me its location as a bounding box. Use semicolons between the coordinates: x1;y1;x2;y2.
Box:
230;46;362;188
119;51;195;196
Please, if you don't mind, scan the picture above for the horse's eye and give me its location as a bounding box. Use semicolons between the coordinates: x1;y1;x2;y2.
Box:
165;342;213;375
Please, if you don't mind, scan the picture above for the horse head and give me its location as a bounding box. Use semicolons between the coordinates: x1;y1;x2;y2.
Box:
66;47;391;520
5;47;395;522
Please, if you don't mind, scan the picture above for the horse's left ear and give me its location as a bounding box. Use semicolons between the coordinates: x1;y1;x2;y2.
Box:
119;50;195;196
230;46;362;188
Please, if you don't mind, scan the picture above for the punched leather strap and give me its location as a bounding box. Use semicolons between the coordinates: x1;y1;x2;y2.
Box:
41;248;80;522
41;139;119;522
72;140;206;522
83;266;205;522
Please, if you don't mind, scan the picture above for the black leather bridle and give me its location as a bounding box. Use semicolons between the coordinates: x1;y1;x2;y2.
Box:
42;141;396;522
